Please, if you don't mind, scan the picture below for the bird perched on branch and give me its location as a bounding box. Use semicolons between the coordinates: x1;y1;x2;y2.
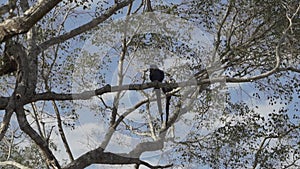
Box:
149;64;164;86
149;64;164;124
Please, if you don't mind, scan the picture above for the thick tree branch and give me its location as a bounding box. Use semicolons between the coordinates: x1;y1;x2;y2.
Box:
63;147;172;169
30;62;300;103
0;97;9;109
127;138;165;158
0;65;295;110
15;105;60;169
6;16;59;167
0;0;62;42
30;82;182;102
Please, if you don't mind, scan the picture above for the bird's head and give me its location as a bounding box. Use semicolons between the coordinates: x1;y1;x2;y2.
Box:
149;64;159;69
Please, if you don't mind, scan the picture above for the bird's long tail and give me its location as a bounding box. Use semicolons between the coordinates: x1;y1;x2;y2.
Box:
155;89;163;123
165;95;171;126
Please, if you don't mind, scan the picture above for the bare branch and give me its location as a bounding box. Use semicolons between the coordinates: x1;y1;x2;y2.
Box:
30;103;44;138
38;0;134;52
0;160;31;169
52;101;74;161
213;1;234;62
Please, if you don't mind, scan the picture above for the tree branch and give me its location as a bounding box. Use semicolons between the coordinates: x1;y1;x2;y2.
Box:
52;101;74;161
0;0;62;42
0;97;9;109
15;105;60;168
63;146;172;169
30;61;300;104
38;0;134;52
0;160;31;169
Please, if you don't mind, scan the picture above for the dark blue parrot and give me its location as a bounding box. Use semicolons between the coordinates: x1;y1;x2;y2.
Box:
149;64;164;124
